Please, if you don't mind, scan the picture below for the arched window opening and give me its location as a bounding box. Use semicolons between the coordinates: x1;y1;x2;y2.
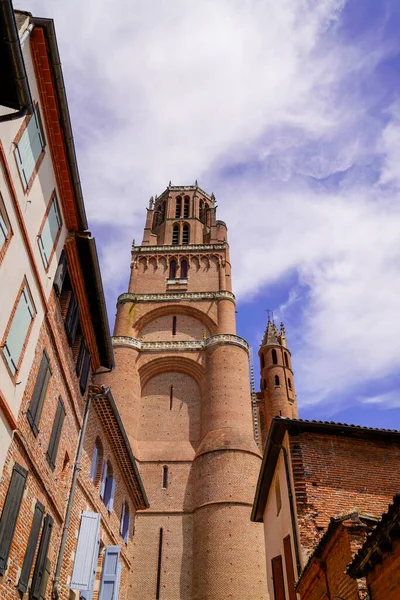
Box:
170;385;173;410
288;378;292;390
100;460;116;512
284;352;289;368
120;502;130;544
274;375;280;387
172;224;179;245
153;211;160;230
182;224;190;245
162;466;168;489
263;379;267;390
172;316;177;336
169;260;177;279
184;196;190;218
181;259;188;279
199;200;204;222
175;197;182;218
260;354;265;369
89;437;103;484
271;349;278;365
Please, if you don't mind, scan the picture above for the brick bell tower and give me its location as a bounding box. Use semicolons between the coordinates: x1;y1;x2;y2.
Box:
101;184;267;599
259;319;298;438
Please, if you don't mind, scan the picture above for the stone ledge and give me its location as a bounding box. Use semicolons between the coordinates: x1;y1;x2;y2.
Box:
112;333;249;354
117;290;236;305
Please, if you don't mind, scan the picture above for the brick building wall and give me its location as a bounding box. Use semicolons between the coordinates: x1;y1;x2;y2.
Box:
364;538;400;600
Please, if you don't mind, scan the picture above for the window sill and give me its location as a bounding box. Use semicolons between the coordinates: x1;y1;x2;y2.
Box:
167;279;188;285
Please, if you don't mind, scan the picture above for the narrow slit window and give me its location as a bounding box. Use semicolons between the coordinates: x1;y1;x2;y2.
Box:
199;200;204;222
183;197;190;218
274;375;280;386
182;224;189;245
175;197;182;218
156;528;163;599
170;385;173;410
288;378;292;390
172;316;177;336
263;379;267;390
169;260;177;279
271;349;278;365
260;354;265;369
284;352;289;367
180;259;188;279
162;466;168;489
172;224;179;245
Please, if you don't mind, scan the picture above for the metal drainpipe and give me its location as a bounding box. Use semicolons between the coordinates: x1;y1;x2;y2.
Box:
52;386;110;600
270;438;302;578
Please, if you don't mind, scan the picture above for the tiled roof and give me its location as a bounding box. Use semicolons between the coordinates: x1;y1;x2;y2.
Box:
347;493;400;578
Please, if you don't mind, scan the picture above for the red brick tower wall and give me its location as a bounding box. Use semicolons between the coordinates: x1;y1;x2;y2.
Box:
101;185;267;600
259;323;298;434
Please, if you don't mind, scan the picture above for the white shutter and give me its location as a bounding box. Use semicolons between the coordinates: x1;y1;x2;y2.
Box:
38;195;62;268
99;546;121;600
70;511;100;591
3;286;35;374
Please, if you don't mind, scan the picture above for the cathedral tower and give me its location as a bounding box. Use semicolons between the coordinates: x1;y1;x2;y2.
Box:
259;319;298;435
101;185;267;600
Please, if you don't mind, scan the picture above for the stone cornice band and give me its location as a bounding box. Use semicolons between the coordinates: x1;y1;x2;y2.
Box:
117;291;236;306
132;243;228;253
112;334;250;354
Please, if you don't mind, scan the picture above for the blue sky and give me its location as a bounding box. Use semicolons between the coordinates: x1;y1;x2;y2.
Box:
24;0;400;428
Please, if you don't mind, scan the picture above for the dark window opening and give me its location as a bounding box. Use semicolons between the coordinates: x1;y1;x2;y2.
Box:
153;211;160;230
172;316;177;336
170;385;173;410
274;375;280;386
46;397;66;470
272;349;278;365
288;378;292;390
162;466;168;489
181;259;188;279
199;200;204;222
260;353;265;369
169;260;177;279
175;197;182;218
263;379;267;390
120;502;130;545
27;350;52;436
284;352;289;367
161;201;166;222
183;197;190;218
182;224;189;245
172;224;179;245
156;528;163;599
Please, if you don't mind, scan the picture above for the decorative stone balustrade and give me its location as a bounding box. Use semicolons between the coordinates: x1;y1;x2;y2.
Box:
112;333;249;354
117;290;236;305
132;243;228;253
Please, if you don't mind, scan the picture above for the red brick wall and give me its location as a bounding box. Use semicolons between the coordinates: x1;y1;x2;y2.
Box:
366;537;400;600
290;432;400;559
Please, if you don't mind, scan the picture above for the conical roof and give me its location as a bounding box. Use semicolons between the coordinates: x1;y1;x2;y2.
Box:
260;320;281;347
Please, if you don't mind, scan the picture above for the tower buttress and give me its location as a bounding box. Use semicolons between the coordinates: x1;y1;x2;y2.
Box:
259;319;298;437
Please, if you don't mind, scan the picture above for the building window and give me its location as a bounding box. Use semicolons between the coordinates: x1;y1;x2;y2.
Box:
90;438;104;483
272;349;278;365
162;466;168;489
65;291;80;346
169;259;177;279
183;196;190;218
27;350;52;436
120;502;130;544
99;546;122;600
263;379;267;390
260;353;265;369
275;477;282;515
170;385;173;410
14;106;45;191
288;378;292;390
100;461;116;512
161;201;166;222
2;280;36;376
175;197;182;218
0;193;12;259
46;397;66;470
0;463;28;575
182;224;189;245
153;211;160;230
156;528;163;600
76;338;91;395
271;555;286;600
283;535;296;600
172;224;180;245
18;500;45;594
181;259;188;279
30;514;53;599
274;375;280;387
70;511;101;596
284;352;289;367
38;193;62;269
172;316;177;336
199;200;204;222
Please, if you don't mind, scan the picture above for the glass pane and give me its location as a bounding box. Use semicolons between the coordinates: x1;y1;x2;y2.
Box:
3;287;34;374
39;196;62;268
17;109;45;185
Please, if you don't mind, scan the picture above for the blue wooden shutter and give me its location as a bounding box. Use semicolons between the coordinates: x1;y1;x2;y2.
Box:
27;350;51;436
70;511;100;592
46;397;66;470
104;477;116;512
3;285;35;375
15;108;45;189
90;443;99;482
100;462;108;500
122;513;130;545
18;500;45;592
99;546;121;600
31;514;53;599
0;463;28;574
38;194;62;268
114;562;122;600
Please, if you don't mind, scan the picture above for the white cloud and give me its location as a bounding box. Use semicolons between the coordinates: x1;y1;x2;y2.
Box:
22;0;400;407
359;391;400;410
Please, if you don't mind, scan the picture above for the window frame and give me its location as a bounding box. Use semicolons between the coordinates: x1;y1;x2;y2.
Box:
13;104;46;193
1;278;36;380
0;192;13;264
37;191;63;271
